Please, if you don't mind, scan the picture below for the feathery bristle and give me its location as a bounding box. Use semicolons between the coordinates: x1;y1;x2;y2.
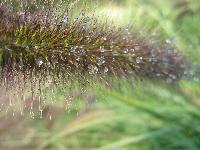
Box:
0;1;186;88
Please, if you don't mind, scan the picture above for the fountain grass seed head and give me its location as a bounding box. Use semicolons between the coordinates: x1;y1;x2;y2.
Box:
0;0;187;88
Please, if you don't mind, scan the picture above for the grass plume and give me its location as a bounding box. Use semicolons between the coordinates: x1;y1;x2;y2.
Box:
0;0;187;88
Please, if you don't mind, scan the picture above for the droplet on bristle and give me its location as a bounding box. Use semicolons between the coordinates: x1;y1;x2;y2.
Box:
88;65;98;74
97;57;105;66
100;46;105;52
136;57;143;64
165;38;172;44
62;15;68;23
130;48;135;52
124;49;128;54
104;67;109;73
37;59;44;67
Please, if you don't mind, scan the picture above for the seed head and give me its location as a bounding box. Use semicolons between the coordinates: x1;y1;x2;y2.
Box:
0;1;187;88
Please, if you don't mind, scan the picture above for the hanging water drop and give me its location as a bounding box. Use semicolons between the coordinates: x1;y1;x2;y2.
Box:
104;67;109;73
88;65;99;74
136;57;143;64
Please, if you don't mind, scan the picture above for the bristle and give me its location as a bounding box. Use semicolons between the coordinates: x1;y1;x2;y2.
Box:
0;1;186;88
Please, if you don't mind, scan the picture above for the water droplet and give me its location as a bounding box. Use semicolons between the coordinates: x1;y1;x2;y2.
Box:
165;38;172;44
37;59;44;67
97;57;105;66
136;57;143;63
100;46;105;52
104;67;109;73
135;46;140;51
88;65;98;74
62;15;68;23
76;57;80;61
85;35;91;41
156;73;161;77
40;110;43;119
125;28;131;35
130;48;135;52
124;49;128;54
74;17;78;22
110;44;114;49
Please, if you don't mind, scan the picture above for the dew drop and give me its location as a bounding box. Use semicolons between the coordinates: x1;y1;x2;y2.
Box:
165;38;172;44
88;65;99;74
62;15;68;23
130;48;135;52
104;67;109;73
85;35;91;41
74;17;78;22
37;59;44;67
76;57;80;61
124;49;128;54
100;46;105;52
136;57;143;64
97;57;105;66
156;73;161;77
110;44;114;49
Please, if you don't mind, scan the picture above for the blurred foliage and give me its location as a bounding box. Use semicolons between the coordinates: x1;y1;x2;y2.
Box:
0;0;200;150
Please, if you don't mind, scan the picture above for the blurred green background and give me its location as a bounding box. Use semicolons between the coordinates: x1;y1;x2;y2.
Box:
0;0;200;150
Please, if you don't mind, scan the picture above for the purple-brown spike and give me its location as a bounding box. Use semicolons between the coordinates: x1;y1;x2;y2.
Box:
0;1;186;88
